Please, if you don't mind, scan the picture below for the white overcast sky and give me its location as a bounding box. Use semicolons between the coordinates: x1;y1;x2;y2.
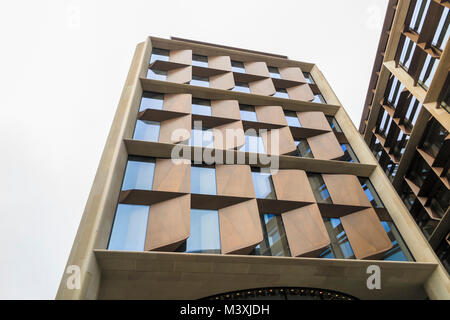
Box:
0;0;388;299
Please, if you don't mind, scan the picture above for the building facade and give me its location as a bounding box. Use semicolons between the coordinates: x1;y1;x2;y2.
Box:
58;35;449;300
359;0;449;275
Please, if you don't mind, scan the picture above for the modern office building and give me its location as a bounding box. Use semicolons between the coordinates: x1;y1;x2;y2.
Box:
57;35;449;300
359;0;449;276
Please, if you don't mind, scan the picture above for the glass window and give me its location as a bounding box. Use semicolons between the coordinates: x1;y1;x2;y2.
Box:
303;72;315;84
150;48;169;64
192;54;208;68
409;0;430;34
108;204;149;251
312;94;326;104
232;82;250;93
140;92;164;111
188;128;214;148
307;174;332;203
294;139;313;158
133;120;160;142
370;136;384;160
273;88;289;98
432;7;449;50
379;221;414;261
268;67;281;79
404;96;421;130
398;36;416;71
284;111;301;127
251;169;276;199
418;54;438;90
358;177;384;208
192;98;212;116
420;118;448;158
340;143;359;163
239;133;266;154
254;214;290;257
147;68;167;81
386;76;404;108
186;209;221;254
326;116;343;133
191;165;217;195
406;153;431;187
400;181;417;210
231;60;245;73
239;104;258;122
324;218;355;259
122;157;155;191
190;75;209;87
429;183;449;218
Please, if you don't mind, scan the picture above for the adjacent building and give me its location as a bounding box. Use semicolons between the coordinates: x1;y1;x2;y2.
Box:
57;35;449;300
359;0;449;275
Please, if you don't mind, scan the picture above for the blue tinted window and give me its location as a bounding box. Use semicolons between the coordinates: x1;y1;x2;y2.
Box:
140;92;164;111
147;68;167;80
133;120;160;142
380;221;413;261
190;75;209;87
273;88;289;98
188;128;214;147
239;133;266;154
303;72;315;84
254;214;290;257
268;67;281;79
340;143;359;163
231;61;245;73
192;54;208;68
108;204;149;251
409;0;430;33
233;82;250;93
295;139;313;158
150;48;169;64
432;7;449;50
191;166;217;195
239;105;257;122
252;170;276;199
419;54;438;89
324;218;355;259
284;111;301;127
312;94;326;104
358;177;384;208
186;209;221;254
399;36;416;70
308;174;332;203
192;98;211;116
122;157;155;190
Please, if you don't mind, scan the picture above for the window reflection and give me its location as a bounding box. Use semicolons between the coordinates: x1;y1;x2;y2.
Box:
358;177;384;208
273;88;289;98
294;139;313;158
239;132;266;154
251;169;276;199
188;127;214;148
190;75;209;87
140;92;164;111
323;218;355;259
147;68;167;80
122;157;155;191
108;204;149;251
186;209;221;254
239;104;258;122
231;61;245;73
307;174;332;204
268;66;281;79
192;98;212;116
232;82;251;93
192;54;208;68
133;120;160;142
284;111;301;127
312;94;326;104
340;143;359;163
150;48;169;64
191;165;217;195
432;7;449;50
303;72;315;84
254;214;290;257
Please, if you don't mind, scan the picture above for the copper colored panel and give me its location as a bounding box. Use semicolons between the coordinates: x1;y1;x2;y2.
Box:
286;84;314;101
255;105;287;126
213;120;245;150
208;56;232;71
210;72;235;90
219;199;263;254
340;207;393;260
297;111;332;131
282;204;330;257
169;49;192;65
153;158;190;193
279;67;307;83
322;174;371;207
163;93;191;113
243;61;270;77
261;126;296;155
271;169;315;202
145;194;190;252
119;189;186;205
216;164;255;198
167;66;192;84
159;114;191;144
191;194;251;210
248;78;276;96
307;132;344;160
211;100;241;120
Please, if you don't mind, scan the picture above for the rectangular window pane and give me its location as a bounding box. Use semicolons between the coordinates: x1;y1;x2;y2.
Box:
326;116;343;132
379;221;414;261
399;36;416;70
254;214;290;257
307;174;332;203
432;7;449;50
409;0;430;33
252;170;276;199
324;218;355;259
268;66;281;79
418;54;438;89
190;75;209;87
192;54;208;68
239;104;257;122
239;134;266;154
186;209;221;254
191;166;217;195
273;88;289;98
108;204;149;251
147;68;167;80
295;139;313;158
284;111;301;127
232;82;250;93
150;48;169;64
231;60;245;73
340;143;359;163
358;177;384;208
140;92;164;111
312;94;326;104
192;98;212;116
133;120;160;142
122;157;155;190
303;72;315;84
188;128;214;147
